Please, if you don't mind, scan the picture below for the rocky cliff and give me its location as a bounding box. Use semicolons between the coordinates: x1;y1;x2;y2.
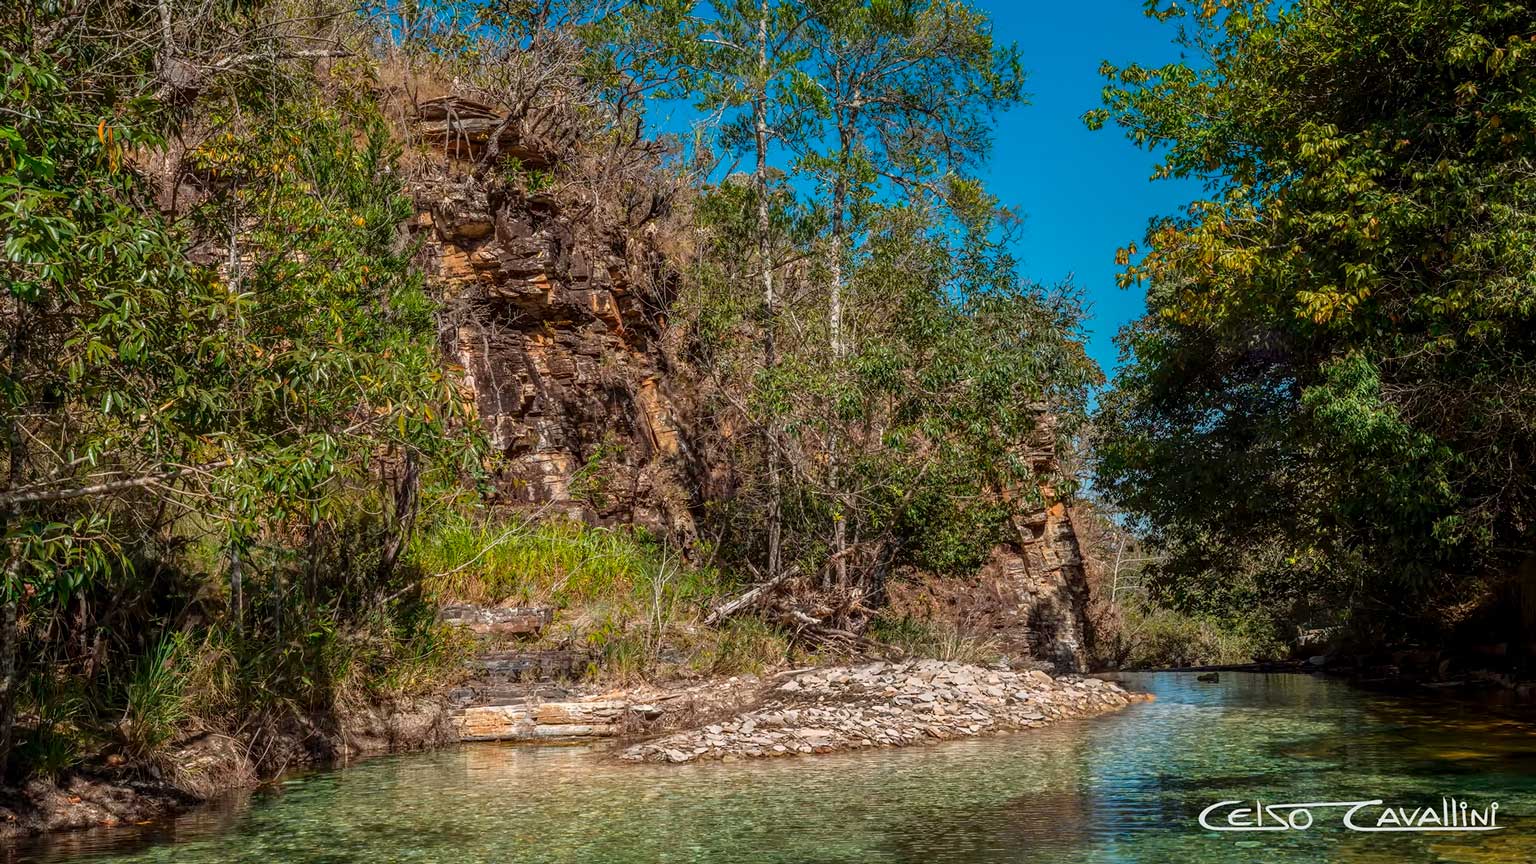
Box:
409;102;702;540
883;502;1092;672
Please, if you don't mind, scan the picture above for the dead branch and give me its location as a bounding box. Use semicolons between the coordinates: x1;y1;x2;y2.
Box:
703;564;799;625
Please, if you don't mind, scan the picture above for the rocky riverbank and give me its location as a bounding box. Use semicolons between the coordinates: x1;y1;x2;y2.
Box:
2;662;1146;841
0;698;452;841
448;675;765;742
621;660;1149;764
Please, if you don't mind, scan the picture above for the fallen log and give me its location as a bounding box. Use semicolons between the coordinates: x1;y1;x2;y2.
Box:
704;566;799;625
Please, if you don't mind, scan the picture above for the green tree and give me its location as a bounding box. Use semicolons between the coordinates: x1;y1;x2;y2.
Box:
1089;0;1536;644
0;1;468;772
844;208;1098;578
678;1;1092;633
687;182;1097;631
677;0;819;581
796;0;1024;585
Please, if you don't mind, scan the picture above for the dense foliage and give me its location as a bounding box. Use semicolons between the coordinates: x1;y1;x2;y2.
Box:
689;193;1097;592
0;1;471;777
668;0;1095;636
1089;0;1536;644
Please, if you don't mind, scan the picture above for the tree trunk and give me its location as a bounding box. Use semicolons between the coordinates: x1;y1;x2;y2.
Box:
377;450;421;589
228;541;243;636
828;120;850;590
755;0;782;582
0;555;20;775
1;313;26;773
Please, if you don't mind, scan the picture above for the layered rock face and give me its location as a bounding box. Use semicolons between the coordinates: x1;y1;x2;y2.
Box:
886;417;1095;672
886;506;1093;673
1010;502;1094;671
411;166;699;538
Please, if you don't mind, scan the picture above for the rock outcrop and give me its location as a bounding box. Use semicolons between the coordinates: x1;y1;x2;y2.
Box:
886;506;1093;673
440;660;1146;754
447;677;764;743
411;142;699;538
440;604;554;637
884;413;1095;671
454;697;630;741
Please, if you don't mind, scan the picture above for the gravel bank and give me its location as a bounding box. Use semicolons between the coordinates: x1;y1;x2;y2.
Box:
621;660;1148;763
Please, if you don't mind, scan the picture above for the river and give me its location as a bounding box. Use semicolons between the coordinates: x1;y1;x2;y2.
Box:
10;672;1536;863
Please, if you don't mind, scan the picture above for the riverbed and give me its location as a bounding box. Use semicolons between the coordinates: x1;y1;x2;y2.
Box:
10;672;1536;863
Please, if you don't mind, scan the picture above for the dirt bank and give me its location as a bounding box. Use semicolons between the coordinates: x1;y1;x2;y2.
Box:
0;696;452;841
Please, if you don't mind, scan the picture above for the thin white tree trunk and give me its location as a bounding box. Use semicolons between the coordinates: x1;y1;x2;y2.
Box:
828;118;851;589
755;0;781;582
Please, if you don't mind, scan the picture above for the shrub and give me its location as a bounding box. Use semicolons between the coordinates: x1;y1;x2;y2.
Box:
14;673;87;782
117;634;191;769
1109;600;1278;669
704;617;793;676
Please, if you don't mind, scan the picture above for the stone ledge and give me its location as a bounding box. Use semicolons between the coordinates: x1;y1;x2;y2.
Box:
440;604;554;637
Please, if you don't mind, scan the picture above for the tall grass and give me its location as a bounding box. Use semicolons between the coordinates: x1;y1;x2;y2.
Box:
118;633;191;768
700;617;793;676
411;511;795;681
15;673;87;781
867;613;1002;665
414;514;671;606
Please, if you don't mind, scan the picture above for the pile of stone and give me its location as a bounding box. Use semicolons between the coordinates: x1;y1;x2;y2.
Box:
620;660;1147;764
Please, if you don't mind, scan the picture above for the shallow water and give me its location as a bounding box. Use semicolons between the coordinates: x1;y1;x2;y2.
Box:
10;672;1536;863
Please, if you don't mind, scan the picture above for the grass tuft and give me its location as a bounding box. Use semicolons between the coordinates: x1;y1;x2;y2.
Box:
412;510;799;682
117;634;190;770
868;613;1002;665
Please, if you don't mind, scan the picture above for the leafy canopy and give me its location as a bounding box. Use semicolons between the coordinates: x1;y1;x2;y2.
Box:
1090;0;1536;639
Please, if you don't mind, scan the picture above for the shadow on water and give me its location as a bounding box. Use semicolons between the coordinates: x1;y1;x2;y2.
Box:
9;672;1536;863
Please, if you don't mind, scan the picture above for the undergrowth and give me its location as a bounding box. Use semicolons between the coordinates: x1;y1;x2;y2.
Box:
1098;598;1273;669
411;510;797;682
867;613;1003;665
7;516;474;785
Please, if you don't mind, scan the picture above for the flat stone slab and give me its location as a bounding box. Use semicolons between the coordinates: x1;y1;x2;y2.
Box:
448;677;765;743
440;604;554;637
453;699;629;741
468;649;588;681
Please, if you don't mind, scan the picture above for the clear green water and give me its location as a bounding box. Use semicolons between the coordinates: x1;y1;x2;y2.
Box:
12;672;1536;863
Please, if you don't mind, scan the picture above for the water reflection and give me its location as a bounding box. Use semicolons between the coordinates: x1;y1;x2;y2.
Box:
7;673;1536;863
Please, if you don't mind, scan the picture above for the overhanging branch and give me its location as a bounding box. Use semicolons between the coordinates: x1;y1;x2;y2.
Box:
0;460;232;508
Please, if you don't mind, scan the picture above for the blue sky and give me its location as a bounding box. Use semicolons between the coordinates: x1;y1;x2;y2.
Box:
980;1;1202;379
